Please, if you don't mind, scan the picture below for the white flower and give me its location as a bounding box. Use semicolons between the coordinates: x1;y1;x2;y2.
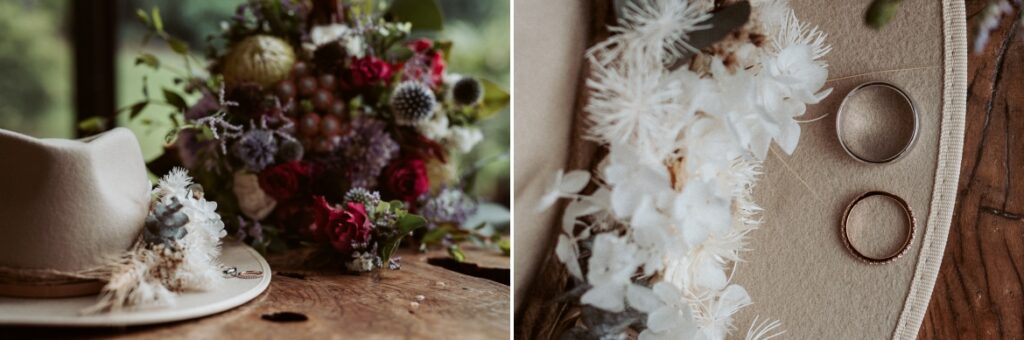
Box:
310;24;366;57
629;282;702;340
585;55;695;162
345;252;377;272
611;0;712;63
603;146;672;219
580;234;641;312
155;167;193;200
700;285;752;339
232;171;277;220
311;24;351;46
675;178;732;247
538;169;591;211
680;115;743;182
417;111;450;141
445;126;484;153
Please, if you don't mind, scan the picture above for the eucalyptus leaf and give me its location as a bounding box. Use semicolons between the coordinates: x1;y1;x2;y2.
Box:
151;7;164;33
475;79;509;120
168;37;189;55
463;202;510;230
380;214;427;263
396;214;427;234
421;226;450;244
387;0;444;31
498;239;510;255
447;244;465;262
135;9;150;26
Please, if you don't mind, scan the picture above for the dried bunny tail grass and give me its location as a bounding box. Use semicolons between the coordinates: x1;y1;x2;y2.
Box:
82;243;180;314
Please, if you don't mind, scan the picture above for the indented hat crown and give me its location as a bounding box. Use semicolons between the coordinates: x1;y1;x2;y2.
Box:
0;128;150;271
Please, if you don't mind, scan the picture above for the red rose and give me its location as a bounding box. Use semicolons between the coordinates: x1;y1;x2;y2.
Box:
381;157;429;205
349;56;393;87
258;161;315;201
409;38;433;53
311;196;373;255
428;51;445;87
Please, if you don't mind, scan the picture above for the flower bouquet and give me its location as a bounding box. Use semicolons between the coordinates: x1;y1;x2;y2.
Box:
125;0;509;272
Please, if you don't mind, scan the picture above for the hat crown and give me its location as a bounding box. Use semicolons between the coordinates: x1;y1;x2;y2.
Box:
0;128;150;271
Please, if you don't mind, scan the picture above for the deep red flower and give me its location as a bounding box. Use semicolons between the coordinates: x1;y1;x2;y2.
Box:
409;38;433;53
258;161;315;201
428;51;445;87
311;196;373;255
380;157;429;206
349;56;394;87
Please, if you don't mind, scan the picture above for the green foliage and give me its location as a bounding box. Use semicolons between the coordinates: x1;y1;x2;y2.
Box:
380;214;427;263
387;0;444;31
865;0;902;29
475;79;510;120
447;244;465;262
0;0;72;138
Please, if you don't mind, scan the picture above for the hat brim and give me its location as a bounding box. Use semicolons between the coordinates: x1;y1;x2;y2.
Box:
0;242;270;327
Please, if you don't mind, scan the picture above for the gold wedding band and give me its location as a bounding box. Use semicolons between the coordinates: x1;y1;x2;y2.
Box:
840;191;916;264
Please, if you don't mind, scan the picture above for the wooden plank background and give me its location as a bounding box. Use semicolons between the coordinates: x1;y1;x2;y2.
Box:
919;0;1024;339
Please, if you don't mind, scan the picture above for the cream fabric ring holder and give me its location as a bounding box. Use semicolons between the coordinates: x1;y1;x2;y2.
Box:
835;81;920;164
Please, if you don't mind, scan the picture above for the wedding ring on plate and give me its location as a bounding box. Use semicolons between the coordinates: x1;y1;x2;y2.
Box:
835;81;919;164
840;191;916;264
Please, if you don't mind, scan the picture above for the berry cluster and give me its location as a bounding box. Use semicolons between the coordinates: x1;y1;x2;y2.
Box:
273;61;349;153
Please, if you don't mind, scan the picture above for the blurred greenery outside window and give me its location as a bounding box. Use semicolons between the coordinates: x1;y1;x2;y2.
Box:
0;0;73;138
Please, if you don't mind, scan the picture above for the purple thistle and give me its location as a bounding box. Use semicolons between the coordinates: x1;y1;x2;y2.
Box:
337;117;399;189
418;187;478;230
231;129;279;171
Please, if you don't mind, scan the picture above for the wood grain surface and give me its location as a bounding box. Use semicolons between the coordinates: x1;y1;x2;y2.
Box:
919;1;1024;339
0;247;510;339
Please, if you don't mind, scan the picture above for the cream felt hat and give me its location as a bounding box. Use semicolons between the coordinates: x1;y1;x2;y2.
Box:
0;128;271;326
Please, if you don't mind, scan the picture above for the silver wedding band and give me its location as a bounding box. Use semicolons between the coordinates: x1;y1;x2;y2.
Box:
835;81;919;164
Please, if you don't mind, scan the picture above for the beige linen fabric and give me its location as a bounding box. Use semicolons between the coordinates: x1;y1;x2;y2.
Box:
513;0;590;309
730;0;965;339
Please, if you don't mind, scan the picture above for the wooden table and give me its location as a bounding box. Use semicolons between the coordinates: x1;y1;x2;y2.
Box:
919;1;1024;339
1;248;510;339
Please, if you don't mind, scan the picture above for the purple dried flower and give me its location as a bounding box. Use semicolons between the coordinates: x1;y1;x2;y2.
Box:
186;93;221;120
338;117;399;189
418;187;477;230
236;217;265;245
231;129;279;171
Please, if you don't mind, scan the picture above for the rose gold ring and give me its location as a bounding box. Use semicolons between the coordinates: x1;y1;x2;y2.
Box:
840;191;916;264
